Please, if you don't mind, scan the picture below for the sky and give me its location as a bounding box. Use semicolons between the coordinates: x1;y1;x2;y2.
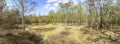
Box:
6;0;85;16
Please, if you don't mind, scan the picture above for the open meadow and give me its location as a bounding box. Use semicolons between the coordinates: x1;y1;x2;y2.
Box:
0;0;120;44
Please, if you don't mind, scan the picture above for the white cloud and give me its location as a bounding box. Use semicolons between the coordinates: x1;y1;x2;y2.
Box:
47;0;58;3
47;0;69;3
44;4;57;11
57;0;69;4
47;0;83;5
49;7;56;10
80;0;85;3
54;3;59;7
62;0;69;3
44;4;50;8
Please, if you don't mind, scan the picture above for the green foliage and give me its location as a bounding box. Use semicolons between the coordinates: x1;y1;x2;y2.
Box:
0;9;20;29
1;1;119;29
24;1;120;29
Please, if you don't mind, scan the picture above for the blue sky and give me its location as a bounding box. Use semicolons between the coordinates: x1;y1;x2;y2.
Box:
6;0;85;15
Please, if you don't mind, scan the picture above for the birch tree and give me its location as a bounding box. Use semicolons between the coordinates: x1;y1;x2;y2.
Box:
0;0;6;25
13;0;37;30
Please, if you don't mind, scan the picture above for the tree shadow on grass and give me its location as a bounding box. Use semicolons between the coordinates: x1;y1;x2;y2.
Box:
0;31;44;44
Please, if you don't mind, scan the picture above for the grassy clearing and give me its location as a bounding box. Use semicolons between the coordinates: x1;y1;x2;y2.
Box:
33;27;56;32
1;24;119;44
25;23;120;44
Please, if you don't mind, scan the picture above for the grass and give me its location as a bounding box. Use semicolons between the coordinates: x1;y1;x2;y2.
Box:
0;31;43;44
38;27;56;32
1;23;119;44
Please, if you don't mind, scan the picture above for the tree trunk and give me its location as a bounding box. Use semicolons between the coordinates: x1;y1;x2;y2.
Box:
21;0;25;30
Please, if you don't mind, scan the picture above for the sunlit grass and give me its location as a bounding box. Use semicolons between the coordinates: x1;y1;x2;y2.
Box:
24;23;120;44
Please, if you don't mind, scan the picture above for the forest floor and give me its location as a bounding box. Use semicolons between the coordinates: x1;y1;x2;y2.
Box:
25;23;120;44
0;23;120;44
